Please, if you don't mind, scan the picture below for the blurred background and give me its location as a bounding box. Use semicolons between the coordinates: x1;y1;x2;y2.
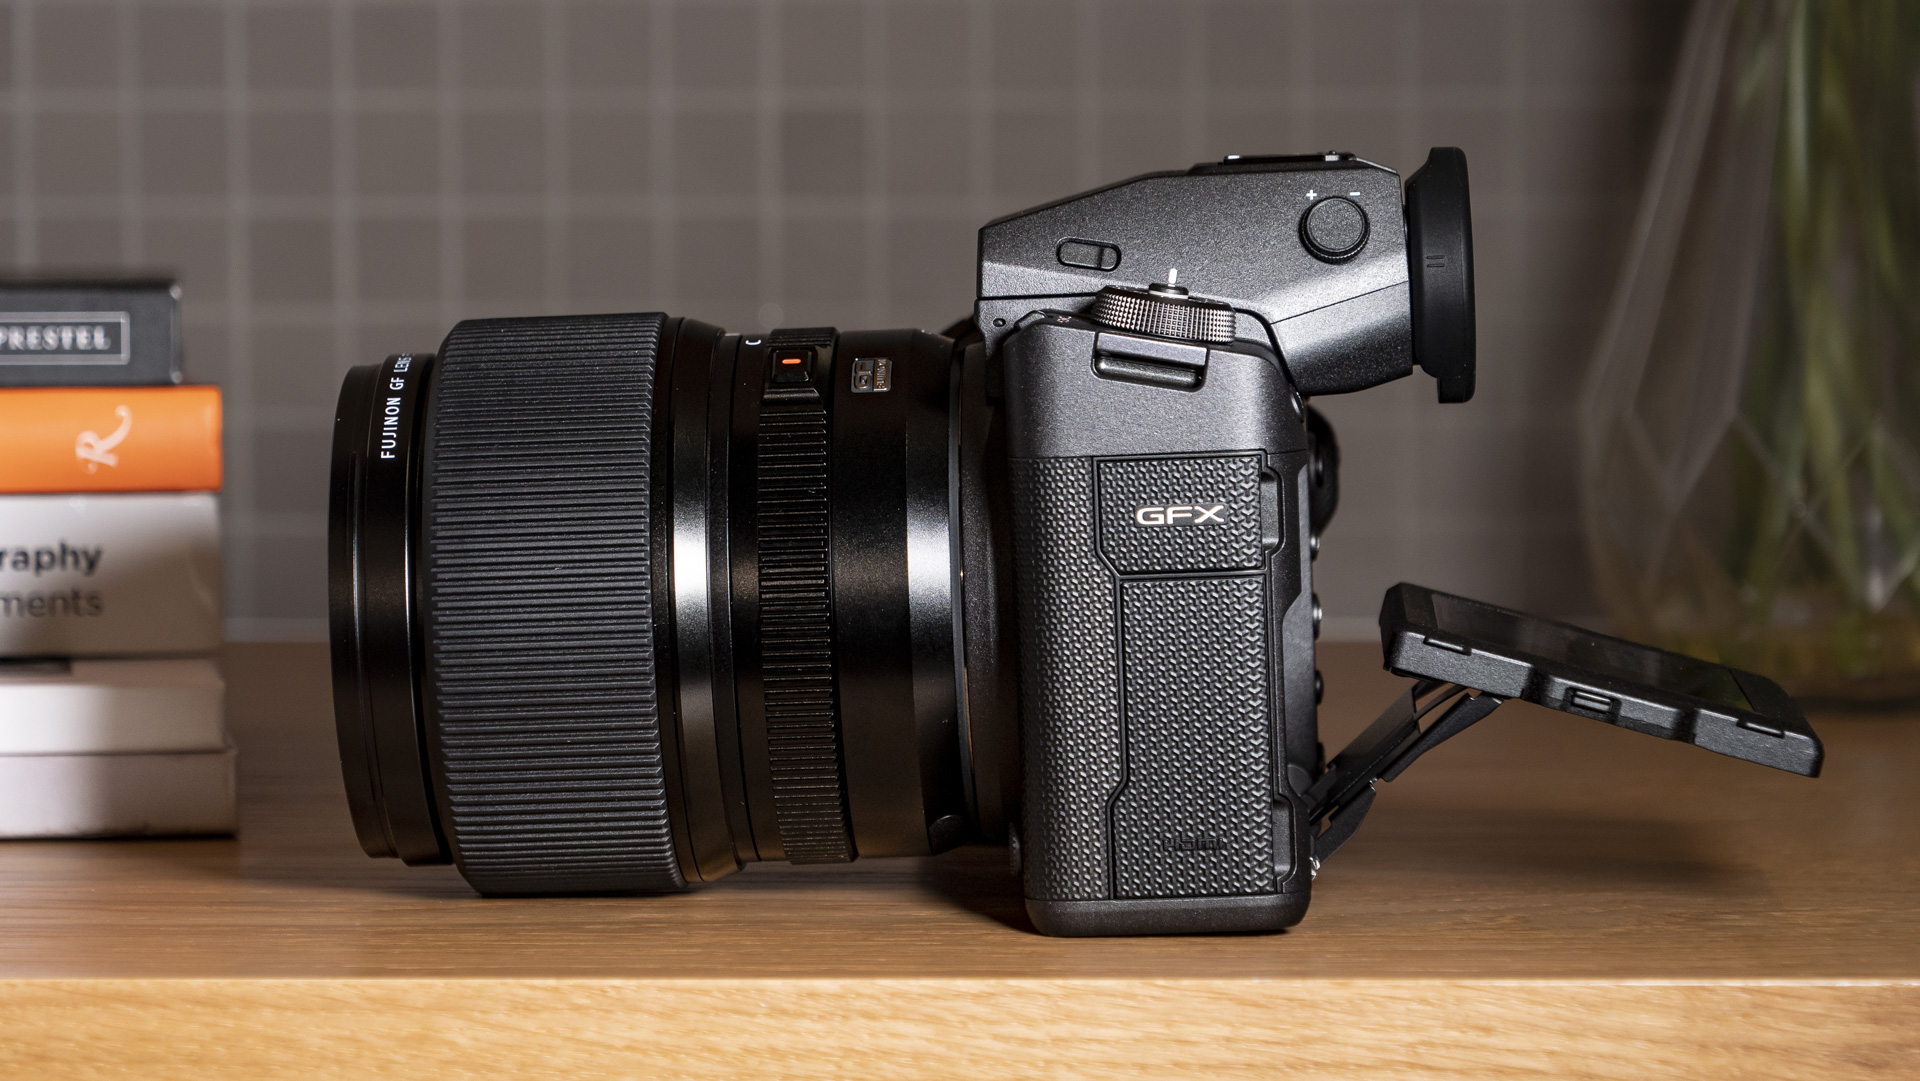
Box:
0;0;1686;641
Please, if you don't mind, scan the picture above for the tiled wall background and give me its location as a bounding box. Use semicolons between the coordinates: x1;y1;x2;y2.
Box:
1;0;1685;640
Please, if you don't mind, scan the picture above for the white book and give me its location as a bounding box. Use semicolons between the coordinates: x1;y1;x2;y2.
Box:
0;657;224;754
0;492;222;656
0;745;236;838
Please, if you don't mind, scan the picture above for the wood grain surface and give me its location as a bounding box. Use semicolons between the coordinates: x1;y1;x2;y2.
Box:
0;642;1914;1078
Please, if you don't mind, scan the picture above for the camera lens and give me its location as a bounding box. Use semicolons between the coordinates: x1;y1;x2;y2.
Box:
329;315;1015;893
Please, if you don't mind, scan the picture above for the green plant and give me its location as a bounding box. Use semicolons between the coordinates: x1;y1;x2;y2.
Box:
1716;0;1920;694
1582;0;1920;702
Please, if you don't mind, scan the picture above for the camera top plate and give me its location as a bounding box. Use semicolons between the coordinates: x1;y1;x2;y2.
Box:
975;149;1479;404
975;153;1416;397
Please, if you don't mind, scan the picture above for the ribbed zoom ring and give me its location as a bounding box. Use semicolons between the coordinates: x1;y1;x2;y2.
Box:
757;345;855;863
420;313;684;894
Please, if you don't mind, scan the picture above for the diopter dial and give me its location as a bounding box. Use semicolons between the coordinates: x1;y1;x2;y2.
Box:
1299;196;1370;262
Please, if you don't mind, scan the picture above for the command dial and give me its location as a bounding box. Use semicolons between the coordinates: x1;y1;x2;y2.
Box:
1300;196;1369;262
1088;282;1235;344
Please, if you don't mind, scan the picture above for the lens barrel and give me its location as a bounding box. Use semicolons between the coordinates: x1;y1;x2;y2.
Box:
329;351;444;865
329;314;1011;894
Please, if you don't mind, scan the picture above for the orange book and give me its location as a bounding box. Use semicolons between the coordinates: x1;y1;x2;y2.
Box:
0;386;221;493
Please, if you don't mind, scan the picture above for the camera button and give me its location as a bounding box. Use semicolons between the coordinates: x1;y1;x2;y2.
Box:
1300;196;1369;262
1566;688;1619;717
1057;238;1121;271
769;348;812;384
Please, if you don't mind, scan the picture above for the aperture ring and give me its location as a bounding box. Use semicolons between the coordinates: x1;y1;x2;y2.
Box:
756;333;855;863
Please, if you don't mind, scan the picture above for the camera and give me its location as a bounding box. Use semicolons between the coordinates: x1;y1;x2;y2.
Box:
329;148;1822;936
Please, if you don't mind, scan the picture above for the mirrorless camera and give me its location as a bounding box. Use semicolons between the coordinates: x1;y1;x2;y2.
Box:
329;148;1821;936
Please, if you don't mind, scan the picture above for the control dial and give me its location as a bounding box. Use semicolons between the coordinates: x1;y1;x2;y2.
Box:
1088;281;1236;344
1300;196;1369;262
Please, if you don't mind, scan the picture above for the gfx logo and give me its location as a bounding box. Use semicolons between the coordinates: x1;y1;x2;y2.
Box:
1134;504;1226;526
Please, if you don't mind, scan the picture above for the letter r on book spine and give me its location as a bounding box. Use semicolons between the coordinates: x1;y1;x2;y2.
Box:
0;386;222;493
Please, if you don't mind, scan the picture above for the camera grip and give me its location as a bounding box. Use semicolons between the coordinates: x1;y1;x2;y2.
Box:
1012;455;1279;911
1010;458;1122;902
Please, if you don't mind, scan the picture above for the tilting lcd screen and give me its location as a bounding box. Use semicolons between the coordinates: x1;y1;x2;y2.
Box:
1428;593;1752;711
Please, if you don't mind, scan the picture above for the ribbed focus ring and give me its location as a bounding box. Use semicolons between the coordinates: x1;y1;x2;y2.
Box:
757;371;855;863
420;313;684;894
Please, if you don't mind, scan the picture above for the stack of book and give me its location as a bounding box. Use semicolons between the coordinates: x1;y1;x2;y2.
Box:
0;281;233;837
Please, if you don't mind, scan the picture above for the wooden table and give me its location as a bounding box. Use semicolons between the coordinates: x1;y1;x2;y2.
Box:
0;642;1913;1079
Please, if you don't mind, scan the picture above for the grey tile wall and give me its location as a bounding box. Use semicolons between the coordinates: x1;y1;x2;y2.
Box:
1;0;1685;640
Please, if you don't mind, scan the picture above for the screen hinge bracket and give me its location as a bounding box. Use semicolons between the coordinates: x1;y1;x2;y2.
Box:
1305;682;1504;863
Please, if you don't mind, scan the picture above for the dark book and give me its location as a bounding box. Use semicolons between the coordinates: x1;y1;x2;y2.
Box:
0;280;182;387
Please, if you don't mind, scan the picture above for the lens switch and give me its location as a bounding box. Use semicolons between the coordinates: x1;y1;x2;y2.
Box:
770;348;812;384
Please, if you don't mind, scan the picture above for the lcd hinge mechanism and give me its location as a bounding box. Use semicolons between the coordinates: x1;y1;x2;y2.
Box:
1304;681;1504;863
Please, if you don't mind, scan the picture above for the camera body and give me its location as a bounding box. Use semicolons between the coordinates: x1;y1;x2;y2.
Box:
987;151;1466;934
1004;314;1313;934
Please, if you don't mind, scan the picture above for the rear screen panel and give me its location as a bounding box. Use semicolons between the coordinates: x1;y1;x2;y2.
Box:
1428;593;1751;711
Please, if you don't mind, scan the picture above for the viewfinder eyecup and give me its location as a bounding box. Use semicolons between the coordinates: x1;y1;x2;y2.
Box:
1406;147;1476;403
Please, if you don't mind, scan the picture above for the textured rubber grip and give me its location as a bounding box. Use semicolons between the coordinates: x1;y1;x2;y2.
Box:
420;313;684;894
1013;453;1276;905
1011;458;1121;901
1112;575;1273;898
